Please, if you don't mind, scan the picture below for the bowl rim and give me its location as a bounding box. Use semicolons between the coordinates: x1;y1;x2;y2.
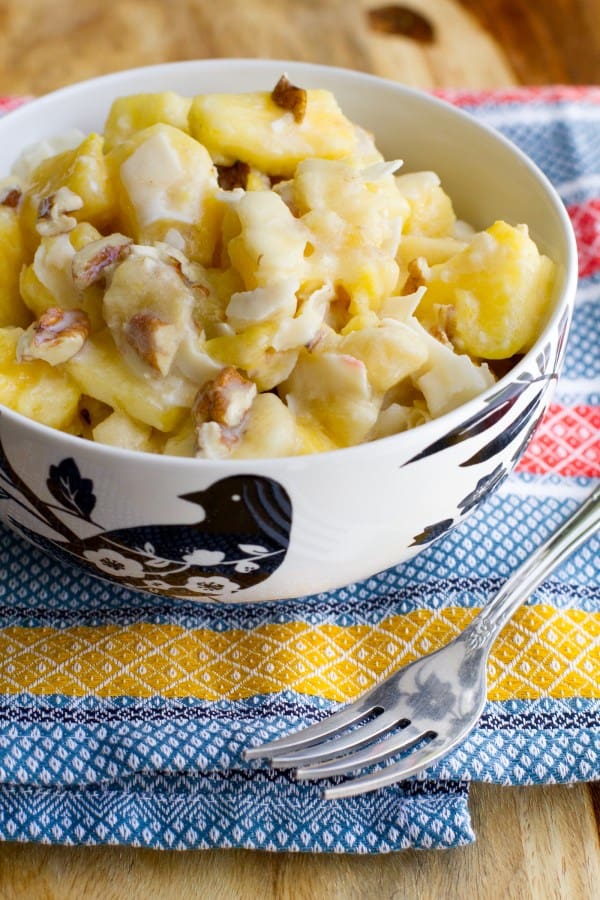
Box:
0;58;579;469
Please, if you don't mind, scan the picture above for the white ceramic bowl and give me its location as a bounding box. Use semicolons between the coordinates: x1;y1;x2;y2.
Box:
0;60;577;603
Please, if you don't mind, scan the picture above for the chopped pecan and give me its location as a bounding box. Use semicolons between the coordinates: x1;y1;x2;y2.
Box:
72;234;133;290
192;367;257;459
271;74;307;124
36;187;83;237
193;367;257;429
123;313;179;377
17;307;90;366
0;187;22;209
217;161;250;191
401;257;431;295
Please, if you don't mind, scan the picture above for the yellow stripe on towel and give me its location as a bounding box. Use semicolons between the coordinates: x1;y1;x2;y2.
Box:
0;605;596;701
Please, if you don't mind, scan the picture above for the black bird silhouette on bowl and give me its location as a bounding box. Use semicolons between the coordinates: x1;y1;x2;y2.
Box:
0;439;292;601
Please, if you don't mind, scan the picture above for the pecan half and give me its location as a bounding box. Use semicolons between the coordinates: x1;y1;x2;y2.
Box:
123;312;179;377
193;366;257;428
72;234;133;290
36;187;83;237
193;367;257;459
272;74;307;124
17;307;90;365
217;160;250;191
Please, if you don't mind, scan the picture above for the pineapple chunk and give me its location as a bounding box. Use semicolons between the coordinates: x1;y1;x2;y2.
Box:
0;205;30;327
346;125;385;168
205;321;278;372
248;348;299;392
397;234;467;269
62;395;112;440
282;350;380;446
204;267;244;331
92;410;155;452
340;322;428;392
302;209;400;316
109;123;224;266
231;393;298;459
396;171;456;237
0;326;80;428
65;329;192;432
339;245;400;319
163;418;196;457
21;134;117;249
68;221;103;251
295;415;339;455
20;261;60;320
227;190;309;289
340;312;381;335
370;403;429;440
416;221;556;359
294;158;408;254
188;88;356;177
103;91;192;151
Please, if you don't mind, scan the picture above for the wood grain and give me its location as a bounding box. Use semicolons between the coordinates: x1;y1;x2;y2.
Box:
0;0;598;895
1;0;599;96
0;0;512;94
456;0;600;85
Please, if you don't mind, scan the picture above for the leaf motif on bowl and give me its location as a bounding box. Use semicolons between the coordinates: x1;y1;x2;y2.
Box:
457;463;508;515
47;458;97;522
458;389;545;467
410;518;454;547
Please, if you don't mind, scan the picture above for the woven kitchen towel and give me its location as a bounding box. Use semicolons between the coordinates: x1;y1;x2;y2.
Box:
0;87;597;852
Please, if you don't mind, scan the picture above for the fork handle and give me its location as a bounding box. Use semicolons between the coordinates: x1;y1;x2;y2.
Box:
465;482;600;645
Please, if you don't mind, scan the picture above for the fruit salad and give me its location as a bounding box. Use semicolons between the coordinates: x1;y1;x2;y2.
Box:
0;76;555;458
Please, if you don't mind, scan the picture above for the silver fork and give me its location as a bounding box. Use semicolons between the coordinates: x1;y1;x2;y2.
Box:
244;484;600;799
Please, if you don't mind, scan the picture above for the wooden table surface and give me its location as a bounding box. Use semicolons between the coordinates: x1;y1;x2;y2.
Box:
0;1;599;897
